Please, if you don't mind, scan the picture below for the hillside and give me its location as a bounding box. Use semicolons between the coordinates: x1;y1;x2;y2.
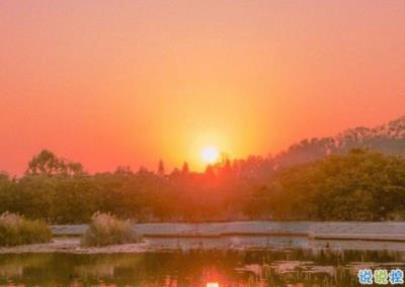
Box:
274;116;405;168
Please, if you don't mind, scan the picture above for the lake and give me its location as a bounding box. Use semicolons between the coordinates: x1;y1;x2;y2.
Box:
1;248;405;286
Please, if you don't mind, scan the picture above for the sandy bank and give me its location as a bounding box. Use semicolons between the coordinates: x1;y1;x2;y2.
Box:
3;234;405;254
2;222;405;254
52;221;405;241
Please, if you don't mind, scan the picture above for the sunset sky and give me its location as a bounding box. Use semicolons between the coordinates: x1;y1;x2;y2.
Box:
1;1;405;175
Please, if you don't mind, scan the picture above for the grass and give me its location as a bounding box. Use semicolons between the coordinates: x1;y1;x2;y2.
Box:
0;212;52;246
81;212;139;246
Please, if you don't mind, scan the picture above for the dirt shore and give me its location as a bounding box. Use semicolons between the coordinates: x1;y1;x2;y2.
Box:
2;222;405;254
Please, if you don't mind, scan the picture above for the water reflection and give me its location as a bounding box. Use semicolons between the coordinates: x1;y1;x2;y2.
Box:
0;249;405;286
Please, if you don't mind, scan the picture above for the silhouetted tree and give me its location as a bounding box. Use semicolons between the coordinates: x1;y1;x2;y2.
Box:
181;162;189;174
157;160;165;176
115;166;133;176
26;149;83;176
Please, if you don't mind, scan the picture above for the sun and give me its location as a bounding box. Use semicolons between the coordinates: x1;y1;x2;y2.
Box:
201;146;220;164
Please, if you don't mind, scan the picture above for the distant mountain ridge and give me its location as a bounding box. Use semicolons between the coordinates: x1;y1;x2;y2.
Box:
274;115;405;168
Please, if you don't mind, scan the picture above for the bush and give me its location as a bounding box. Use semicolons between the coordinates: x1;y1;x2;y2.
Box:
0;212;52;246
81;212;139;246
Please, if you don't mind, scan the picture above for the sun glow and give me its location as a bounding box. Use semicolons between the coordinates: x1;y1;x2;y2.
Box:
201;146;220;164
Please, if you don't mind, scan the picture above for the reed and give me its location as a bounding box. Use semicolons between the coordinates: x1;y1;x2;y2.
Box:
81;212;139;246
0;212;52;246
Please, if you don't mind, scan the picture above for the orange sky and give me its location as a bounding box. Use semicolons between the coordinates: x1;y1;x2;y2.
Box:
1;1;405;175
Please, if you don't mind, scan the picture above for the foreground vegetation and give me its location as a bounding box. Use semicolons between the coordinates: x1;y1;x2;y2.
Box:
81;212;138;246
0;212;51;246
0;148;404;223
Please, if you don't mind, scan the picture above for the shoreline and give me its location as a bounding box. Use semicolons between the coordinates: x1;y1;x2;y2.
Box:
2;221;405;254
53;221;405;241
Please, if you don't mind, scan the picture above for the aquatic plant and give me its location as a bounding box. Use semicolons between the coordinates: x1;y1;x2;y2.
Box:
81;212;139;246
0;212;52;246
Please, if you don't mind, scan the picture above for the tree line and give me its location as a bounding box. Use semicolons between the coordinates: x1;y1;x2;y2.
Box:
0;149;404;223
